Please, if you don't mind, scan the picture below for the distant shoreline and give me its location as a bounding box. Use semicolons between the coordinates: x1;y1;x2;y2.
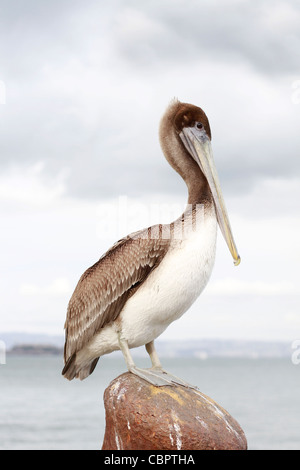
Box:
2;333;293;359
7;344;63;356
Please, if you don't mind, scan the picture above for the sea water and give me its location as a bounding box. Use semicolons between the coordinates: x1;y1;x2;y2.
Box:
0;355;299;450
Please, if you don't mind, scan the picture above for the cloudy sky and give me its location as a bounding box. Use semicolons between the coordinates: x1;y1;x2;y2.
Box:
1;0;299;344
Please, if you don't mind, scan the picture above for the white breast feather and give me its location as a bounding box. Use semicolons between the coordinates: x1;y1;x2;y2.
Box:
83;209;217;358
120;210;217;348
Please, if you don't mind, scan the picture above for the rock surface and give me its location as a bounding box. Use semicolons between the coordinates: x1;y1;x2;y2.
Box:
101;372;247;450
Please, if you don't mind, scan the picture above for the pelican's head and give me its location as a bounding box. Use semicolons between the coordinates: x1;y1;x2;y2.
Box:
160;99;240;266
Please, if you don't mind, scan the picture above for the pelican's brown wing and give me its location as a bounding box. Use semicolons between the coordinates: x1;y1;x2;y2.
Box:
62;229;169;378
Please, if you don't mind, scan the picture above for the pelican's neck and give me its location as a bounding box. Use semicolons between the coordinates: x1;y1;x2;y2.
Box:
186;167;212;206
159;126;213;207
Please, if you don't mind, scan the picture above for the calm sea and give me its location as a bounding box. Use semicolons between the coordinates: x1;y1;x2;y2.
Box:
0;355;299;450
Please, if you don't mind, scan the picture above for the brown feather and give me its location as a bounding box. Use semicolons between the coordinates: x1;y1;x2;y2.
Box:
63;228;170;365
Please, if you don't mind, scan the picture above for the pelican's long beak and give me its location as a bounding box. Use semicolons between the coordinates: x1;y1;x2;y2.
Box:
180;127;241;266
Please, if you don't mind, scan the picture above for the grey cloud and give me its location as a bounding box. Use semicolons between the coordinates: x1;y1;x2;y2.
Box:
113;0;300;76
0;0;299;202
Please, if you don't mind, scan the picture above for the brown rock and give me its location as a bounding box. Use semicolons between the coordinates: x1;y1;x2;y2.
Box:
101;372;247;450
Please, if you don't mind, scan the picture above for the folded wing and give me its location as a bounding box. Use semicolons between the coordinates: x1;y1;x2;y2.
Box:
63;229;170;377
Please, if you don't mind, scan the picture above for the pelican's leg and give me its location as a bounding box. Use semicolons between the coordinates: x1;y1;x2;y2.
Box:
117;334;136;370
118;334;174;386
145;340;199;390
145;340;162;368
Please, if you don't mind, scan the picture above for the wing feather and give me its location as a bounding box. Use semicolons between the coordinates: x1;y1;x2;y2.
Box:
63;230;169;362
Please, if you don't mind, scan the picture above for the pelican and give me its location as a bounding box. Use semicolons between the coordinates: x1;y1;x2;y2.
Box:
62;99;240;386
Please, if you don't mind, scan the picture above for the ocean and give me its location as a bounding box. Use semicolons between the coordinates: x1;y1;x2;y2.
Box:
0;354;299;450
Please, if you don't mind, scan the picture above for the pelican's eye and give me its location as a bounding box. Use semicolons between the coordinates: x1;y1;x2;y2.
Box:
196;122;203;130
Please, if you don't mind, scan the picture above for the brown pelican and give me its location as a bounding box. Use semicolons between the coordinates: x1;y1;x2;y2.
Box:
62;99;240;386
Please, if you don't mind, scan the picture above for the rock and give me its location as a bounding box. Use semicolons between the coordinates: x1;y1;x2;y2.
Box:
101;372;247;450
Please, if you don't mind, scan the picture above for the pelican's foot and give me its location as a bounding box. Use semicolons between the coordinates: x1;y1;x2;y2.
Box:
129;366;198;389
152;368;199;390
129;366;174;386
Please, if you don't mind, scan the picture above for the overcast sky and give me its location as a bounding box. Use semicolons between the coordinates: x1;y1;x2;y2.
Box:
0;0;300;345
